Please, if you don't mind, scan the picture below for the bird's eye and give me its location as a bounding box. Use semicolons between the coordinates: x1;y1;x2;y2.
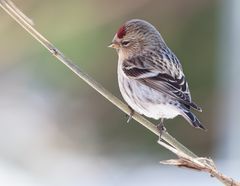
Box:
121;40;130;47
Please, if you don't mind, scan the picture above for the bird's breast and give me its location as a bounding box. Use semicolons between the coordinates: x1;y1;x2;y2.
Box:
117;62;179;120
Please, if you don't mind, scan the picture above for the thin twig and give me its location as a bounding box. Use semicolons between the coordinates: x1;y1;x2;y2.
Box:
0;1;239;185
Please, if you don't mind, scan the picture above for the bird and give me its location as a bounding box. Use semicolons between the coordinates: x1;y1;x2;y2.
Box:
109;19;206;136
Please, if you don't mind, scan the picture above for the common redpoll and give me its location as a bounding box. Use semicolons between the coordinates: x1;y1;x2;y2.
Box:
109;19;206;135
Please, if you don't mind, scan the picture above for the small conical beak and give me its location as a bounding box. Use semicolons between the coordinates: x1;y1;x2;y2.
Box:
108;41;120;49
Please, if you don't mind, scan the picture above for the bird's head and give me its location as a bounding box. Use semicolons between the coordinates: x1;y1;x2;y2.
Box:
109;19;165;58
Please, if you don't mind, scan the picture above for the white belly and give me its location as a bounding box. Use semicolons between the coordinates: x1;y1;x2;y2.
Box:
117;64;180;120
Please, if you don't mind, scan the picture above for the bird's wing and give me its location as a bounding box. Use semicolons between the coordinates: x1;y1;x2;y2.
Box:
121;52;201;111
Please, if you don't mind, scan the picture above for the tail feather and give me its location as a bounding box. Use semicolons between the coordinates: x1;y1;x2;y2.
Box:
181;110;206;130
189;102;202;112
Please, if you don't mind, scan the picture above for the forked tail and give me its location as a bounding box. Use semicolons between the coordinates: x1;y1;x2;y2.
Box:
181;110;206;130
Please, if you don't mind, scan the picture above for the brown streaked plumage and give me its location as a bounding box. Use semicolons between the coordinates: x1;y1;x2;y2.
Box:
109;19;206;134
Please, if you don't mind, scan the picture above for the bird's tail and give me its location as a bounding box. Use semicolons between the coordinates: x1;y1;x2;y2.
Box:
181;110;206;130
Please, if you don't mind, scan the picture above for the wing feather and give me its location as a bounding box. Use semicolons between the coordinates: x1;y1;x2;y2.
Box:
121;52;201;111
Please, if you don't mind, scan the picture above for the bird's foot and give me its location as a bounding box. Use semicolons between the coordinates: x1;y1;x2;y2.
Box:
157;119;166;140
126;106;134;123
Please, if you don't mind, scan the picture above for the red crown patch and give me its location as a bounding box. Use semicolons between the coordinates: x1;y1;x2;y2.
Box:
117;25;126;39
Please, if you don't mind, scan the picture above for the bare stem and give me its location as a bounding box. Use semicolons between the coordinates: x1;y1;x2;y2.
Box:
0;1;239;185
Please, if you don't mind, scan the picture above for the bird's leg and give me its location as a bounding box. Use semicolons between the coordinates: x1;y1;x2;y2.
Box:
126;106;134;123
157;118;166;140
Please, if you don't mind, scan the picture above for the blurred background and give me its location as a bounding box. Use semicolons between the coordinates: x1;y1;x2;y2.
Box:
0;0;239;185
